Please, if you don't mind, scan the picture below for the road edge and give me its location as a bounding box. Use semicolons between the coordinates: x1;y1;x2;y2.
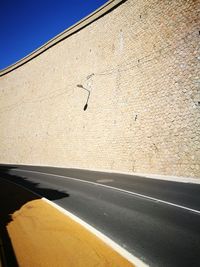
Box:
42;197;148;267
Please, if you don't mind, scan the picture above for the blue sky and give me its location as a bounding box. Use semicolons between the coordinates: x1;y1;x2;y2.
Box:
0;0;108;70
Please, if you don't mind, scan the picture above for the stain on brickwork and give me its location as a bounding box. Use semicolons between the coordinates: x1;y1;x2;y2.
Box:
0;0;199;178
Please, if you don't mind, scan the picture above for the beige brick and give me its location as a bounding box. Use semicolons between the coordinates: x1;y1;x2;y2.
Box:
0;0;199;178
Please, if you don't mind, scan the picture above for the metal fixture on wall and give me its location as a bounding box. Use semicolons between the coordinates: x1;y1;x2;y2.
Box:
77;84;91;111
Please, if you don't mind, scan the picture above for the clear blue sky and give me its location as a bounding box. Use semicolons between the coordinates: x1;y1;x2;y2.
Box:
0;0;108;70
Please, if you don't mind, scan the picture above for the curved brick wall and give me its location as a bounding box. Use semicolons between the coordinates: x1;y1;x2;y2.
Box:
0;0;199;178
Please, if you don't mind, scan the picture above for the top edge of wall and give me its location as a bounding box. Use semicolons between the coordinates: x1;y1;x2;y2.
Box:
0;0;125;77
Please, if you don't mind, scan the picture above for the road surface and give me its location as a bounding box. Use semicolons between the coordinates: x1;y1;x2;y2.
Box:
1;165;200;266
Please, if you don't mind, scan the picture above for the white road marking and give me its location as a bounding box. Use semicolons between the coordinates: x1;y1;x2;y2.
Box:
47;166;200;184
96;179;114;183
11;169;200;215
42;197;148;267
1;176;148;266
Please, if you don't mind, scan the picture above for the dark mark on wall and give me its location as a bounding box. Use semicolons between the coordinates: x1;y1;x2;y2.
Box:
87;73;94;80
153;143;158;151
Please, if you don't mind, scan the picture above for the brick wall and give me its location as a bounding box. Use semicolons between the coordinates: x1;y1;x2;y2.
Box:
0;0;199;178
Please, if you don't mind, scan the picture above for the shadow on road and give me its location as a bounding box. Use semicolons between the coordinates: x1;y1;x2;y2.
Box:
0;166;69;267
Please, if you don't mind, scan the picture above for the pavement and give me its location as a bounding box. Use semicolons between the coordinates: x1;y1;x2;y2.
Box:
4;164;200;210
1;165;200;266
8;198;134;267
0;171;137;267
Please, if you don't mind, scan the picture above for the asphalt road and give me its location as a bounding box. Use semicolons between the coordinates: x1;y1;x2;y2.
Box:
1;165;200;267
4;164;200;211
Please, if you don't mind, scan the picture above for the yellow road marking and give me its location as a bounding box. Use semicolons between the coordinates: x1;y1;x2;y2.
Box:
7;199;135;267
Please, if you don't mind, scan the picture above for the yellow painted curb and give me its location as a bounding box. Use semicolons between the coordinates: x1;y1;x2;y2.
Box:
7;199;135;267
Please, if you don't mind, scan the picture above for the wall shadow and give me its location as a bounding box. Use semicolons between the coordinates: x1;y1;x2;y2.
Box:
0;166;70;267
0;166;69;201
